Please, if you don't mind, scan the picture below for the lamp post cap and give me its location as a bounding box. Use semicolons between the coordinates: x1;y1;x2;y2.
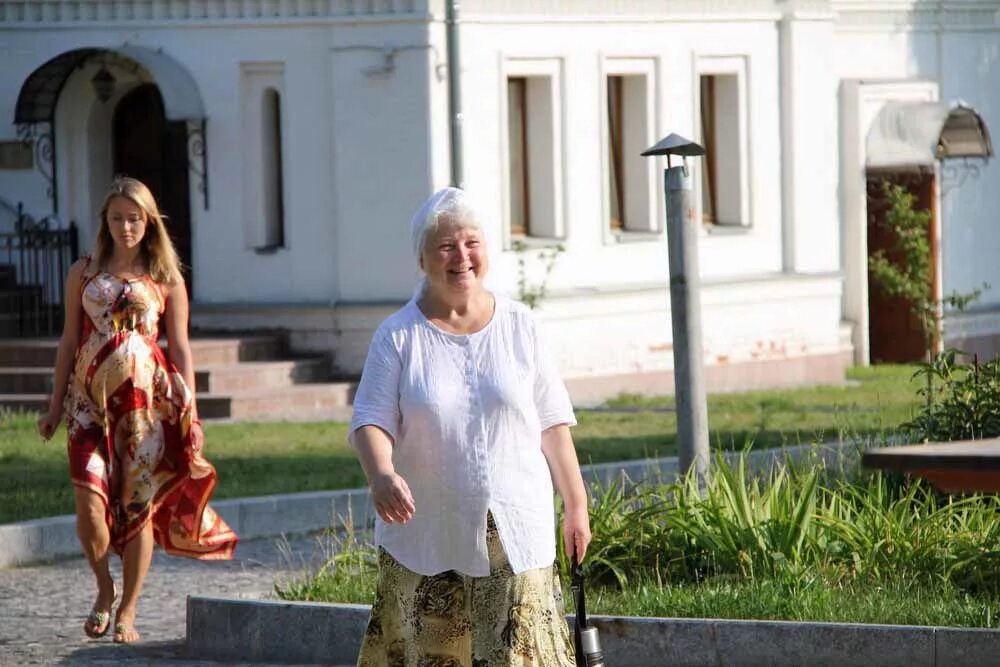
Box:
641;133;706;157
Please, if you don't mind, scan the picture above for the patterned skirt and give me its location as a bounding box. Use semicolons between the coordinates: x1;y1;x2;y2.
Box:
357;515;576;667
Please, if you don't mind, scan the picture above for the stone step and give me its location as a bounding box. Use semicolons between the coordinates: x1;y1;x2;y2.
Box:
0;335;286;367
198;383;356;421
195;357;331;394
0;357;331;394
1;383;357;422
0;393;47;412
0;338;60;366
0;368;53;394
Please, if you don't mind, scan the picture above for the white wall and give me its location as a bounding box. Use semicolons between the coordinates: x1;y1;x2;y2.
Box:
459;16;787;302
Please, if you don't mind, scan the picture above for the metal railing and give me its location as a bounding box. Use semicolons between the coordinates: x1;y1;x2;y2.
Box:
0;202;79;337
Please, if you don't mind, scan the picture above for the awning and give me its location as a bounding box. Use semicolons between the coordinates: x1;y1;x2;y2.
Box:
15;45;205;124
867;101;993;169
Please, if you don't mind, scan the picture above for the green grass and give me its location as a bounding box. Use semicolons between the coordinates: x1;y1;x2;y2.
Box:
1;364;922;524
599;365;921;454
0;413;365;524
276;565;1000;628
589;576;1000;627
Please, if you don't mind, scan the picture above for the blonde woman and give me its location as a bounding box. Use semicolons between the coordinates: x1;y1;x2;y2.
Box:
350;187;591;666
36;177;237;644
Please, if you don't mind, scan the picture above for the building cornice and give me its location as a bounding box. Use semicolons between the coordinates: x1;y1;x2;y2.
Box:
2;0;995;30
833;0;1000;32
0;0;426;25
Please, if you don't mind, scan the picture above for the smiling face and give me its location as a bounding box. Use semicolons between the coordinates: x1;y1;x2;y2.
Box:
420;219;488;299
105;196;148;252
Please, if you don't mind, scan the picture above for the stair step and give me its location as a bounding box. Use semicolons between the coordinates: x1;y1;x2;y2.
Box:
198;383;356;421
1;382;357;422
0;336;286;367
185;336;287;366
0;338;60;366
0;357;332;394
195;358;330;393
0;368;53;394
0;393;48;412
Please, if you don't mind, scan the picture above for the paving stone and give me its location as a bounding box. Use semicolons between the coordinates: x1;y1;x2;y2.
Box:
0;532;349;666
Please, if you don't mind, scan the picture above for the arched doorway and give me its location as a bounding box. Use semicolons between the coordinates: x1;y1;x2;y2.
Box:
112;83;193;294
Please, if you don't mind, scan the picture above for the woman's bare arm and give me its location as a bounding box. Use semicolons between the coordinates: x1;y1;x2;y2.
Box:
351;425;415;524
541;424;592;561
38;260;85;439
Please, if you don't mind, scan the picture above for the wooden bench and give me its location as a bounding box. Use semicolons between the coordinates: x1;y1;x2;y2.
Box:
862;440;1000;493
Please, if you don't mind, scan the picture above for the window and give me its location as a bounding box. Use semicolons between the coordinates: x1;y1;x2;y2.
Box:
507;77;529;236
261;88;285;248
604;70;655;234
607;76;625;230
503;61;562;240
697;59;749;227
240;62;287;250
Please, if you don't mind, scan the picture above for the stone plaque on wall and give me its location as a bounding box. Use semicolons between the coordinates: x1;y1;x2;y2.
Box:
0;141;33;170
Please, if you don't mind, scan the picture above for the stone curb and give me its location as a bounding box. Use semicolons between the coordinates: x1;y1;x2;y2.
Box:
186;596;1000;667
0;441;857;569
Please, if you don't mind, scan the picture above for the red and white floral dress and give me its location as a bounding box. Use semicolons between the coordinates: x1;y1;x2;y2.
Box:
64;259;237;559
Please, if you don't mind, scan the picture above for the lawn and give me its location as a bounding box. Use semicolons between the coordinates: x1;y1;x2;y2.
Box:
0;364;922;524
277;563;1000;629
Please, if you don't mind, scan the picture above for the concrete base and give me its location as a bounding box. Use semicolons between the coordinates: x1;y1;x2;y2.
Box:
186;596;1000;667
0;487;375;569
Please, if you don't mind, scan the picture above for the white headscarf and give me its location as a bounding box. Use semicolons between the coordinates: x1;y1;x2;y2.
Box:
409;186;491;298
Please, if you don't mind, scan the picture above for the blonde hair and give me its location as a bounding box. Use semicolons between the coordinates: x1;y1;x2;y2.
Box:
93;176;184;286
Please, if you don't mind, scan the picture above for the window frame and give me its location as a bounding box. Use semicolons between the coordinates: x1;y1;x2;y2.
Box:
599;56;660;243
240;61;289;252
694;55;752;230
499;57;565;246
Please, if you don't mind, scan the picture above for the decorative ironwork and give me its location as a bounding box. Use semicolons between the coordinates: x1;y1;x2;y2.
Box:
940;158;986;198
0;202;79;338
187;119;208;209
16;122;57;213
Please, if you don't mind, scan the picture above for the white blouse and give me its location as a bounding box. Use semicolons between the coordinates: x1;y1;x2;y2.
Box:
349;295;576;576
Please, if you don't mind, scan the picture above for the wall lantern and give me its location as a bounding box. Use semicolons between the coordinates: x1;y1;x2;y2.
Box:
91;66;116;103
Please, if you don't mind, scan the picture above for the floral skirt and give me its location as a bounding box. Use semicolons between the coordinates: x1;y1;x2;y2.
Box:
357;516;576;667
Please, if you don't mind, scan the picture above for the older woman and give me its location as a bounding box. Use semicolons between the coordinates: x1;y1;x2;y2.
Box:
350;187;591;666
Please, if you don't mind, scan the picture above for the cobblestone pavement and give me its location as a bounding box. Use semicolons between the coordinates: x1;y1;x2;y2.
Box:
0;532;350;666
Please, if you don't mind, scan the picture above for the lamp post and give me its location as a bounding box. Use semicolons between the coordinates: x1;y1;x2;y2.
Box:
642;133;709;483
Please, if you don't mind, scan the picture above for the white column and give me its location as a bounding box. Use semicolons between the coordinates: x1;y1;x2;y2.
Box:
779;3;840;275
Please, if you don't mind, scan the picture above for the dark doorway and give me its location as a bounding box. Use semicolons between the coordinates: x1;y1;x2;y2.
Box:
113;83;193;295
866;171;938;363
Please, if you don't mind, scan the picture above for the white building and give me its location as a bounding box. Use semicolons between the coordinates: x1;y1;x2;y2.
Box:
1;0;996;403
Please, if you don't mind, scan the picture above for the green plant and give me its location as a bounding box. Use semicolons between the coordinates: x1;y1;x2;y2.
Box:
904;349;1000;442
511;239;564;309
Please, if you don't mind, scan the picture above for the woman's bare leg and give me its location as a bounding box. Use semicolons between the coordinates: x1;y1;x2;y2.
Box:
73;487;115;635
114;521;153;643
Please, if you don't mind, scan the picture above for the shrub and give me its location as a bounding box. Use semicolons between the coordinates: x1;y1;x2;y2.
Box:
904;349;1000;442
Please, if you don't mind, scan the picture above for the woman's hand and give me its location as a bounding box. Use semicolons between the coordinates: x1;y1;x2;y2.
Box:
37;410;62;441
190;420;205;455
370;471;415;524
563;505;592;564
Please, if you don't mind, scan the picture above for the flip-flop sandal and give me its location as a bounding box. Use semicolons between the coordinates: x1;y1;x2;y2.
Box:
112;621;141;644
83;586;117;639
